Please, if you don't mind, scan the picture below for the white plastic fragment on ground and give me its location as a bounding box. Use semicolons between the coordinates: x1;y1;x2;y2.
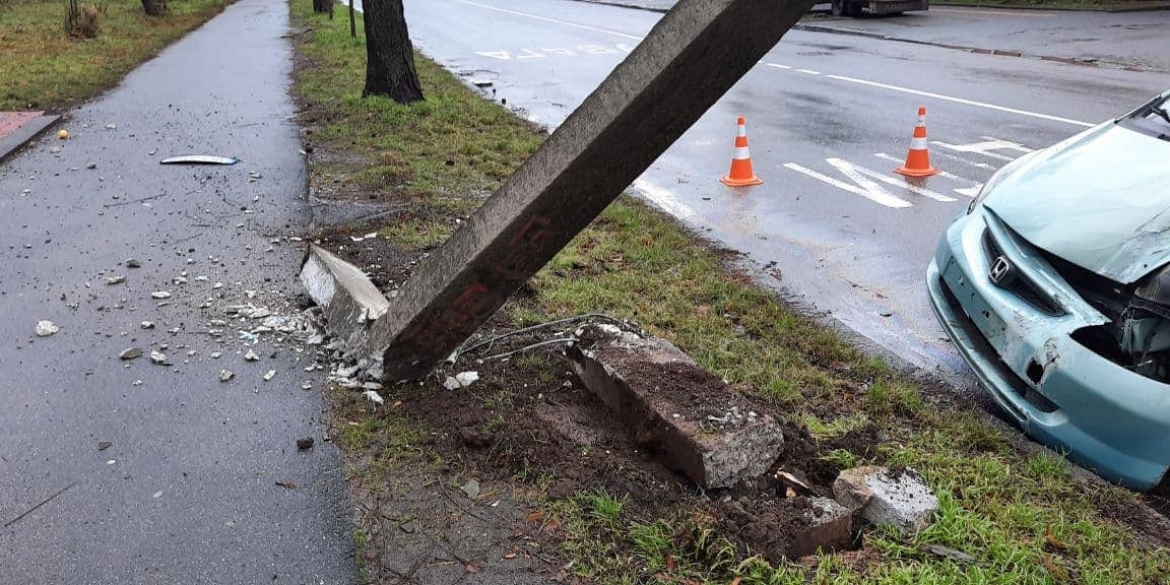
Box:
362;390;384;406
35;320;60;337
159;155;239;165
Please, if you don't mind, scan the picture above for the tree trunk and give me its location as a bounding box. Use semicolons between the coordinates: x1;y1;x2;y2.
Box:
362;0;424;105
141;0;166;16
312;0;332;15
349;0;356;38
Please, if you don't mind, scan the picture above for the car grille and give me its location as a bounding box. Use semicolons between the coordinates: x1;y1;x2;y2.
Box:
982;228;1064;316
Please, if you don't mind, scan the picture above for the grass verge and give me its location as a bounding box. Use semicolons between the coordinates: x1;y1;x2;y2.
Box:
292;2;1170;583
0;0;230;111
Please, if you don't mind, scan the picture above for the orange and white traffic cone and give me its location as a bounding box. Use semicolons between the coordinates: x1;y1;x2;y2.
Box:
720;116;763;187
894;106;940;178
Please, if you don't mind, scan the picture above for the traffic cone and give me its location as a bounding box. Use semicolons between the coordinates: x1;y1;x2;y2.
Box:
894;106;940;178
720;117;763;187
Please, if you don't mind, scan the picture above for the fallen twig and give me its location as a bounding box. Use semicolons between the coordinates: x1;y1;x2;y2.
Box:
4;481;77;528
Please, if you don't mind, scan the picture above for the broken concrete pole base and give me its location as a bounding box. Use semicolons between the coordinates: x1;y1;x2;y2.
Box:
727;496;853;561
566;324;783;489
299;245;390;360
833;466;939;533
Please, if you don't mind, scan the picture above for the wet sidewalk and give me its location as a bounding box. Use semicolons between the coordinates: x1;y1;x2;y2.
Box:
0;0;354;583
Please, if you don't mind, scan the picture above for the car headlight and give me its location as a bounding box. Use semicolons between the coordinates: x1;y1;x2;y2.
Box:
967;151;1036;215
1136;264;1170;306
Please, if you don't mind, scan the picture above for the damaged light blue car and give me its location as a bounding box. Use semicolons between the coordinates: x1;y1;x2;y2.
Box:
927;88;1170;490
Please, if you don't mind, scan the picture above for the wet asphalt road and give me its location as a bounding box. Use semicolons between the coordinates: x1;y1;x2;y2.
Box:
399;0;1170;389
0;1;354;583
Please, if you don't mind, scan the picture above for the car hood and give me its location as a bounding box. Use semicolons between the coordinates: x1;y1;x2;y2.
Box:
983;121;1170;284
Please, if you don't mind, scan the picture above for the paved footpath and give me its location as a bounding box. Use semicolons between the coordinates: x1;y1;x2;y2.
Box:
0;1;355;583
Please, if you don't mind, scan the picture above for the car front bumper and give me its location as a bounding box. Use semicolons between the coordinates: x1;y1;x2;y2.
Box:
927;208;1170;489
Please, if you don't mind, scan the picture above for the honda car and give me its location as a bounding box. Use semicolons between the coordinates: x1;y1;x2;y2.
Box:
927;88;1170;489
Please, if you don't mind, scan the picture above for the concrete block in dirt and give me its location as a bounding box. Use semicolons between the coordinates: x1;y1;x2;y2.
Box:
299;245;390;357
833;465;938;533
565;324;784;489
728;496;853;561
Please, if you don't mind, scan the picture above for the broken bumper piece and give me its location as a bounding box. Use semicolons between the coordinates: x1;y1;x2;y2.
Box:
927;208;1170;489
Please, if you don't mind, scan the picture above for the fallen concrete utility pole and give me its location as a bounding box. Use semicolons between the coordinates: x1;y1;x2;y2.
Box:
367;0;816;382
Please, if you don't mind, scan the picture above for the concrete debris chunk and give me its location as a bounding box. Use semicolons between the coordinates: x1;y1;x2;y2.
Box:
460;478;480;500
263;370;276;381
785;497;854;559
106;275;126;285
567;324;783;489
362;390;385;405
35;320;60;337
298;245;390;359
141;321;155;329
833;466;938;533
244;349;260;362
151;291;172;299
443;371;480;390
219;369;234;382
125;258;141;268
149;351;167;365
119;347;143;360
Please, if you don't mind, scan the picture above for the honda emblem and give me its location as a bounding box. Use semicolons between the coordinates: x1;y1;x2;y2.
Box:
989;256;1014;285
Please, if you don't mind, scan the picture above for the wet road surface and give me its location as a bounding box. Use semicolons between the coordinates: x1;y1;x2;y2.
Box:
400;0;1170;391
0;0;354;582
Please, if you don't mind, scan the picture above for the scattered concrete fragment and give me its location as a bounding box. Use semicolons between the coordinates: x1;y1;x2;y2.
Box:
106;275;126;285
833;466;939;533
149;351;167;365
444;371;480;390
263;370;276;381
460;478;481;500
126;258;141;268
362;390;384;406
219;369;234;382
35;320;60;337
119;347;143;360
785;497;854;559
244;349;260;362
151;291;172;299
566;323;784;489
211;352;222;359
141;321;155;329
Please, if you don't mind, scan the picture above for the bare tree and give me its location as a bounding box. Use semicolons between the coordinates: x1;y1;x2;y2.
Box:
362;0;423;104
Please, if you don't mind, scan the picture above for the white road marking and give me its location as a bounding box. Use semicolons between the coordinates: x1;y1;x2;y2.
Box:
784;161;912;209
875;152;983;197
475;50;512;60
459;0;644;41
765;63;792;70
932;150;998;170
834;158;956;202
932;138;1034;162
632;179;697;220
796;69;821;75
516;49;545;60
822;74;1094;128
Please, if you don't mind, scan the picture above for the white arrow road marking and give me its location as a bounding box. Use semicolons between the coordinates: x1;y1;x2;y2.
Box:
475;51;512;60
874;152;984;198
784;160;913;209
932;138;1033;162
